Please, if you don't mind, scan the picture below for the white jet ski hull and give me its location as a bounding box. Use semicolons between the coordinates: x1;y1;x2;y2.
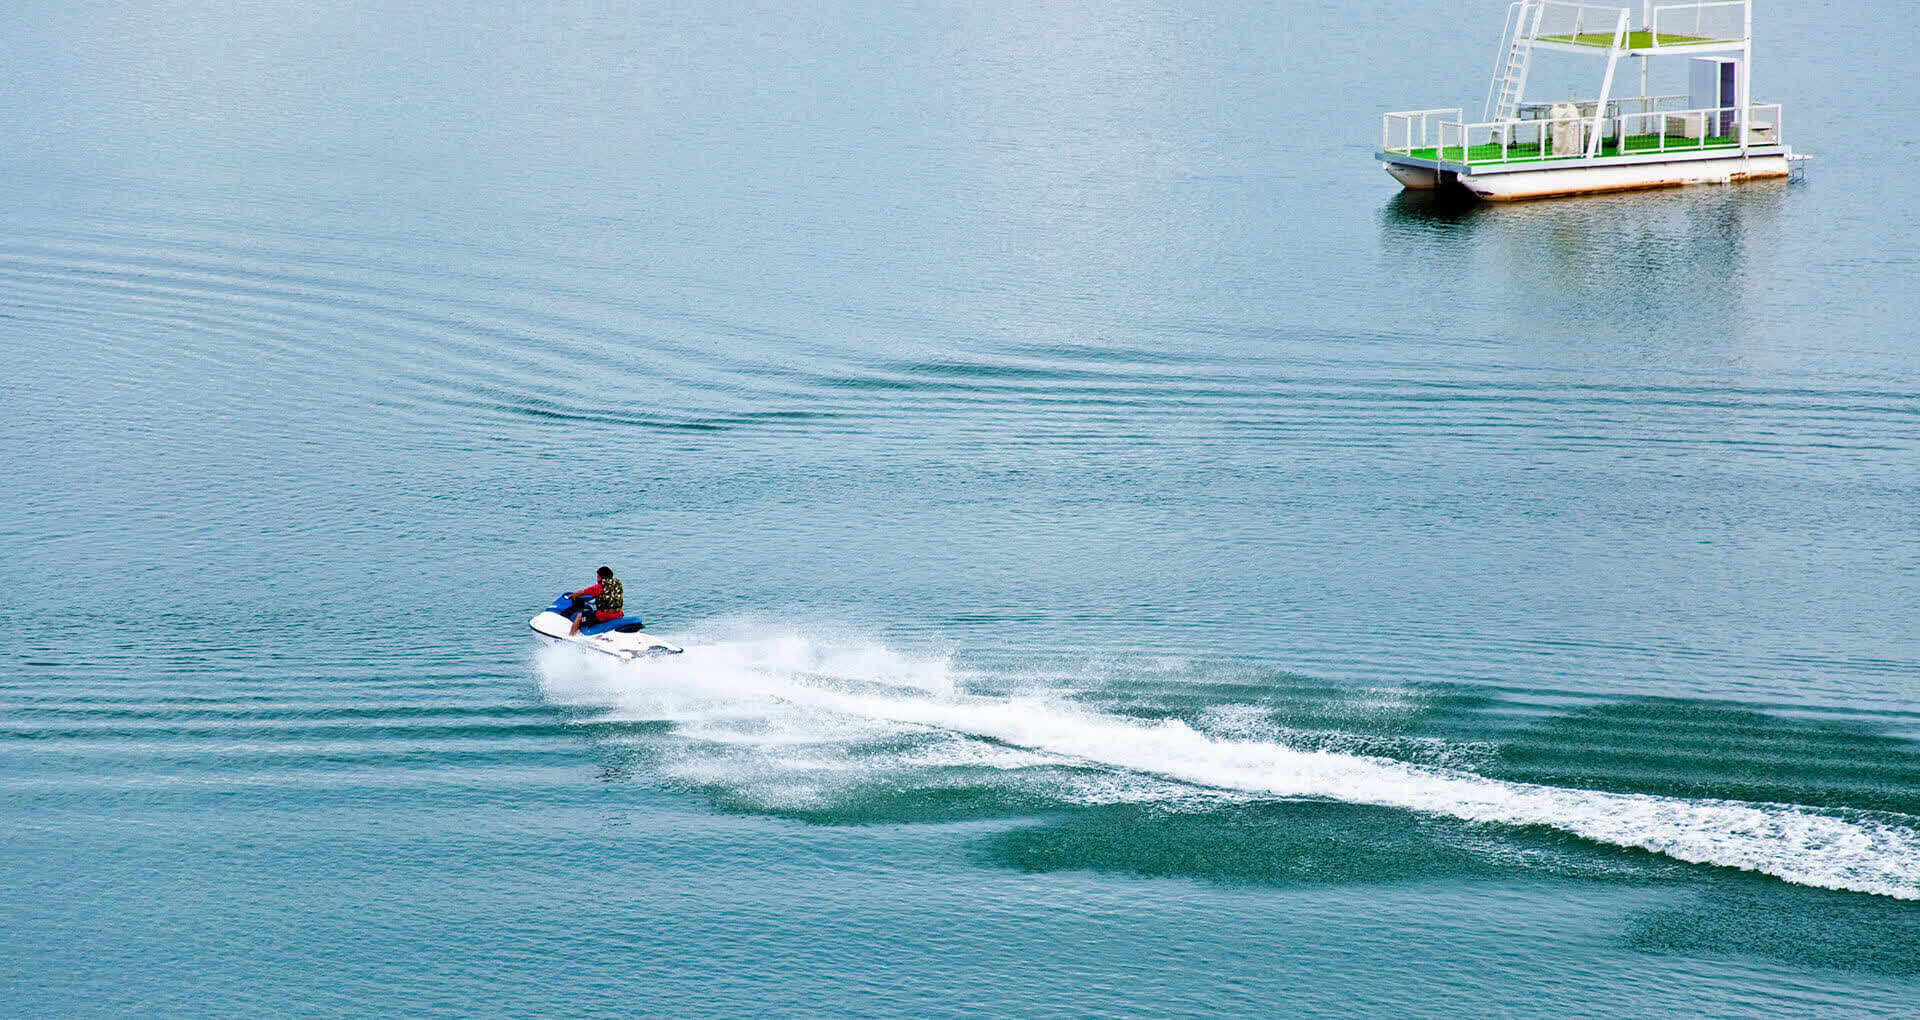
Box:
529;611;683;660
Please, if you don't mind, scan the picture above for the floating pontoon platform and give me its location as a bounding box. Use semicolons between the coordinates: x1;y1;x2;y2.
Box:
1377;1;1807;201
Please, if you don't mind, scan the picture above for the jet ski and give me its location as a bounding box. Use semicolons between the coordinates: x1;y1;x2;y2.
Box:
530;593;683;660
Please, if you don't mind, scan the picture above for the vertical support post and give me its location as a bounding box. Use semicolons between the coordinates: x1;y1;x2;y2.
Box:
1737;1;1753;152
1586;9;1628;158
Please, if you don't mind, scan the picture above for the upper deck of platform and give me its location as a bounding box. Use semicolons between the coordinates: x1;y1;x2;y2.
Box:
1526;1;1749;56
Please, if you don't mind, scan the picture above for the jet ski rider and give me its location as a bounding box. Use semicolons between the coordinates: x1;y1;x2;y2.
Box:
565;566;625;636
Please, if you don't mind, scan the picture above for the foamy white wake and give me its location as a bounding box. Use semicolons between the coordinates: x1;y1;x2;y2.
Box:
533;626;1920;900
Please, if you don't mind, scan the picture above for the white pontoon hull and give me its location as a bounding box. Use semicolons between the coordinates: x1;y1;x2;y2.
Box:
1386;163;1443;190
1457;153;1789;201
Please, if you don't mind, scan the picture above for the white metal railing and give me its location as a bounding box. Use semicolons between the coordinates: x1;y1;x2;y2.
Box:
1514;94;1688;120
1381;102;1781;163
1382;108;1463;153
1650;1;1747;45
1615;102;1780;149
1533;1;1627;44
1608;93;1688;116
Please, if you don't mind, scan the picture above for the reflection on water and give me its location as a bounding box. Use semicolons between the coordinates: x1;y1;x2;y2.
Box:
1379;181;1794;347
1379;187;1488;234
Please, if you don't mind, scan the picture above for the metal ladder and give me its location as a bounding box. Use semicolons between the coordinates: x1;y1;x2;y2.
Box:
1485;0;1544;122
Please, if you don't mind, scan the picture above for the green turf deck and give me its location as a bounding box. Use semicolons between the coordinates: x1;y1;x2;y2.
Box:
1400;134;1739;166
1538;30;1721;48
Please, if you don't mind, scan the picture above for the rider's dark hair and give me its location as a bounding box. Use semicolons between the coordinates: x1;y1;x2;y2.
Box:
597;566;613;579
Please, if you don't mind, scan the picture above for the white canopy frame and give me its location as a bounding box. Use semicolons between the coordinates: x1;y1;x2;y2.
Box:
1487;1;1757;160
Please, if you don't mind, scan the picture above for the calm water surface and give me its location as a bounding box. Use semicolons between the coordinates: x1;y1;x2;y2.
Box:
4;1;1918;1015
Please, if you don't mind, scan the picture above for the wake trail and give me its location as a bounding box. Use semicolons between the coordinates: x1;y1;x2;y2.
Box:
533;633;1920;901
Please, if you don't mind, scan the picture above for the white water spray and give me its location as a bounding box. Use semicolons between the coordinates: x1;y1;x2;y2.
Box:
534;627;1920;900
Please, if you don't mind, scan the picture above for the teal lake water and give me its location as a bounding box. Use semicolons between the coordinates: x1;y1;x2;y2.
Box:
5;1;1919;1015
